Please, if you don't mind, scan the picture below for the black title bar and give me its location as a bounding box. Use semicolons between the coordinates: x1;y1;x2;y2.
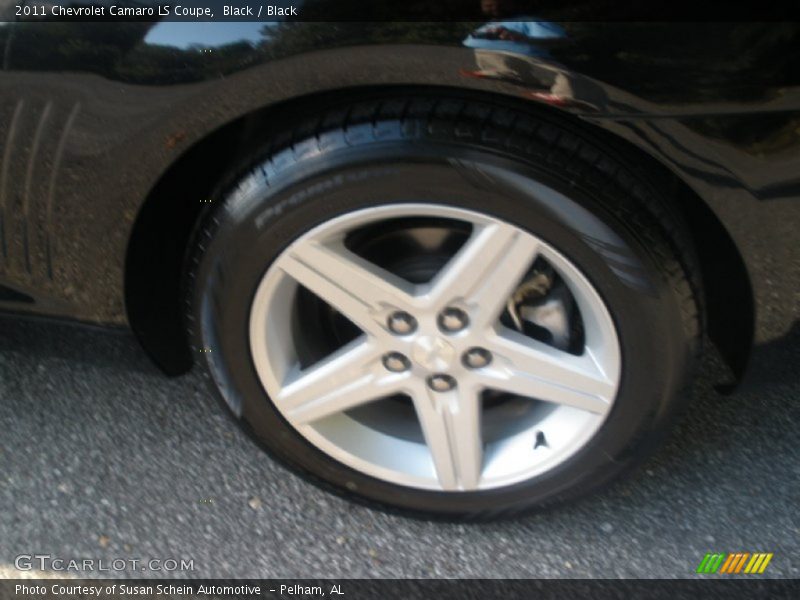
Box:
4;0;798;22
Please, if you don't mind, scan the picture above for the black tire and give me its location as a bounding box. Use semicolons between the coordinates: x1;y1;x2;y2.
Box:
185;93;702;520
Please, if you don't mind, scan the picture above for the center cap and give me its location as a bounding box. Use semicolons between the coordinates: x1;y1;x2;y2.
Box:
411;336;457;371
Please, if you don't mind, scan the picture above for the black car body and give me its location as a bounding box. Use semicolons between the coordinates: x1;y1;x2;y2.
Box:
1;9;798;515
2;17;797;382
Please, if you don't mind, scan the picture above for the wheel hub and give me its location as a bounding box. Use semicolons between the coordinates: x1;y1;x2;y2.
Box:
411;335;457;371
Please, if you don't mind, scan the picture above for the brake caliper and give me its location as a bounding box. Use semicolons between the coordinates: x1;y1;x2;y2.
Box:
506;268;576;351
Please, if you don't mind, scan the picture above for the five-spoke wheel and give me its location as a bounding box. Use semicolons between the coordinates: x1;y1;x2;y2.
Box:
188;95;699;517
249;205;621;491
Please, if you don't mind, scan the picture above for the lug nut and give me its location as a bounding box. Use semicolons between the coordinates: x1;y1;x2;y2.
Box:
438;307;469;333
463;347;492;369
387;311;417;335
427;373;457;393
382;352;411;373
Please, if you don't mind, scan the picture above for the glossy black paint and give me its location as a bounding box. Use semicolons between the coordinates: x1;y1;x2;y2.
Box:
0;19;798;385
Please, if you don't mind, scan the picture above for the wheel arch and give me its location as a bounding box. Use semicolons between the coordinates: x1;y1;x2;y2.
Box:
124;85;754;383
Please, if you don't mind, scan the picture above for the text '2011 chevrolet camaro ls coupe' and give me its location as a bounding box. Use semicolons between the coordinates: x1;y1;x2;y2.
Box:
1;8;798;518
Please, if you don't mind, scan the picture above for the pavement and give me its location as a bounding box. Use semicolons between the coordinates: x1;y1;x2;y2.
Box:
0;314;798;579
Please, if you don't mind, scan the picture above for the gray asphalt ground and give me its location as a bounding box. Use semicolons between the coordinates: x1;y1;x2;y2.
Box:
0;315;798;579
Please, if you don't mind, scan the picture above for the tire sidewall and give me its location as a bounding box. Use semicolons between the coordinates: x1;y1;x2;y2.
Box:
192;141;692;516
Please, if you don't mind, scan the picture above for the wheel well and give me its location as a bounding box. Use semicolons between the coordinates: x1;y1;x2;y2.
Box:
124;109;258;375
125;86;754;382
647;165;755;385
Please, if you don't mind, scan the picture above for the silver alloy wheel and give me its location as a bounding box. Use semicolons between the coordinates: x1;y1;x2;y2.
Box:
249;204;621;491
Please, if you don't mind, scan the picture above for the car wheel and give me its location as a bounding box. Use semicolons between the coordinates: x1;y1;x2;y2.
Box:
186;95;701;519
